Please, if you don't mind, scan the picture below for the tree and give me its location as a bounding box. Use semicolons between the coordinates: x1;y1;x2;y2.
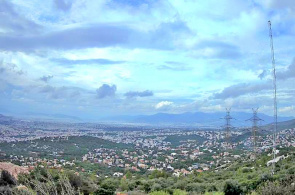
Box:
95;179;118;195
120;178;128;192
125;171;132;179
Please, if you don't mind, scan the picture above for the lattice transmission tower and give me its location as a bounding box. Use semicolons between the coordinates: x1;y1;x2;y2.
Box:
246;108;263;154
221;108;233;149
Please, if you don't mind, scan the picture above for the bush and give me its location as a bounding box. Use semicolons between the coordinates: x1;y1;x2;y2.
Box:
287;166;295;174
0;186;13;195
151;183;162;192
258;176;295;195
80;177;98;194
119;178;128;192
141;180;153;193
95;179;118;195
185;183;206;193
67;172;83;189
149;190;169;195
17;168;76;195
207;185;218;192
0;170;17;187
223;180;243;195
241;167;252;173
258;181;283;195
174;180;187;190
173;189;188;195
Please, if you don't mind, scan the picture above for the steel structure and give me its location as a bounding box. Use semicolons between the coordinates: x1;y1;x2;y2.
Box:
222;108;233;149
268;20;278;175
246;108;263;154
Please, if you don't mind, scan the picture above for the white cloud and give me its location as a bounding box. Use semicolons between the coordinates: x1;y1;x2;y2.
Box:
155;101;173;110
279;106;294;114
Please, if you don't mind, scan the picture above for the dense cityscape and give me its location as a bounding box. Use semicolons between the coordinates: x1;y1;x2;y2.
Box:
1;114;295;180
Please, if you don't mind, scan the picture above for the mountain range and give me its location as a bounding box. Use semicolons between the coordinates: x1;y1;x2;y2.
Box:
1;111;294;128
102;111;294;127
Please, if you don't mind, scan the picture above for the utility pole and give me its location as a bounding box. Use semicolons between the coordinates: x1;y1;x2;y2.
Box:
268;20;278;175
246;108;263;155
222;108;233;149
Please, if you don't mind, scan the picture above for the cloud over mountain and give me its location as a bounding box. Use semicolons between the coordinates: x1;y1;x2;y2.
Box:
96;84;117;99
213;83;271;99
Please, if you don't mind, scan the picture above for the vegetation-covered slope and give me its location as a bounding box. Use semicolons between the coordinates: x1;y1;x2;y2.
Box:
0;147;294;194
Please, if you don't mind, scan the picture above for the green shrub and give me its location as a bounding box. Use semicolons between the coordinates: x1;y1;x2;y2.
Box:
95;179;118;195
207;185;218;192
174;180;187;190
223;180;243;195
0;170;17;186
241;167;252;173
185;183;206;193
151;183;162;192
67;172;83;189
173;189;188;195
149;190;169;195
0;186;13;195
287;166;295;174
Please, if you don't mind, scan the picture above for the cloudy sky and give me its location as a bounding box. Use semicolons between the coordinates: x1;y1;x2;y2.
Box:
0;0;294;120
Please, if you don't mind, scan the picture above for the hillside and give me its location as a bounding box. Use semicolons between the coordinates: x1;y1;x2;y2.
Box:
0;148;294;194
264;119;295;131
0;136;131;160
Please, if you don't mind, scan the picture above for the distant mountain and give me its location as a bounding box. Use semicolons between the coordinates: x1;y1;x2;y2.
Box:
263;119;295;131
22;112;82;121
103;112;294;127
0;114;14;124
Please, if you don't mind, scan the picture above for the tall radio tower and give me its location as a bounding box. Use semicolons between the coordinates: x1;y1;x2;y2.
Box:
246;108;263;154
268;20;278;175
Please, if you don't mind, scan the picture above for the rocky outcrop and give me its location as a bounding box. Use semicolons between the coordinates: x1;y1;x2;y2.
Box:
0;162;29;179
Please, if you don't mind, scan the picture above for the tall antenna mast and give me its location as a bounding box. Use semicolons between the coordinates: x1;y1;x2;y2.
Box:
246;108;263;155
268;21;277;175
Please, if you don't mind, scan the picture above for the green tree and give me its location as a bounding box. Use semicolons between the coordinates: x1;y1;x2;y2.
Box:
125;171;132;179
95;179;118;195
120;178;128;192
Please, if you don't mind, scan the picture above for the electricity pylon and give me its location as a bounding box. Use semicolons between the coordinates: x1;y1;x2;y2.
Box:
246;108;263;154
221;108;233;149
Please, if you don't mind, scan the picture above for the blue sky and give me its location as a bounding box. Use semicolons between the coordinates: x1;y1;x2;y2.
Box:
0;0;294;120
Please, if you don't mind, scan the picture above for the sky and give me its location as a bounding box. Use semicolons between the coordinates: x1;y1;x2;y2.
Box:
0;0;295;120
